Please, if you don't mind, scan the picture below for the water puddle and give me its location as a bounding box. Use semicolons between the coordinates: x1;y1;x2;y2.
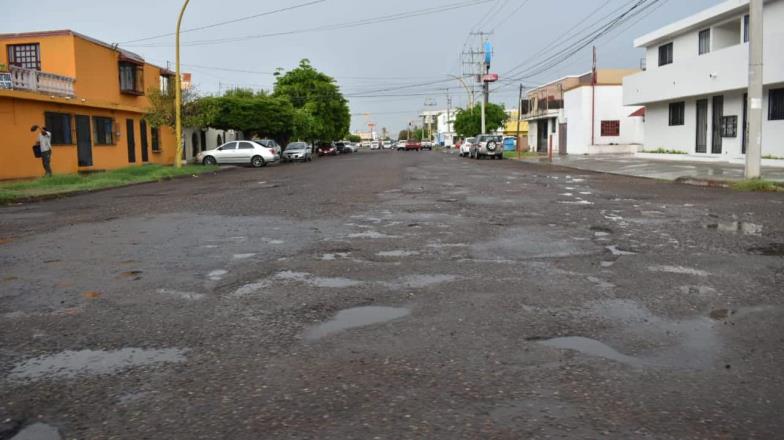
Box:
606;245;637;256
232;253;256;260
649;265;709;277
539;336;646;368
231;280;270;297
385;274;458;289
207;269;227;281
705;221;763;236
275;271;363;288
320;252;351;261
747;243;784;256
347;231;399;239
558;200;594;205
600;261;615;268
157;288;206;301
376;250;420;257
9;422;61;440
304;306;410;341
9;347;188;381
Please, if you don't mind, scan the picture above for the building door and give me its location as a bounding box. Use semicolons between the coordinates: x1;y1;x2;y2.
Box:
558;123;567;155
537;120;548;153
191;132;199;158
695;99;708;153
75;115;93;167
126;119;136;163
711;95;723;154
139;119;149;162
742;93;748;154
200;130;207;151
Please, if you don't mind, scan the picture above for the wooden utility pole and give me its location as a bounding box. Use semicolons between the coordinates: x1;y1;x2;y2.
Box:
746;0;763;178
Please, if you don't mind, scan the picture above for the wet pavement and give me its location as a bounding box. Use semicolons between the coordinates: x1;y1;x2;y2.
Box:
1;150;783;439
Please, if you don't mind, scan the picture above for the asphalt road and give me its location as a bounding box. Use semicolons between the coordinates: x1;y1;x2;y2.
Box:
1;150;783;439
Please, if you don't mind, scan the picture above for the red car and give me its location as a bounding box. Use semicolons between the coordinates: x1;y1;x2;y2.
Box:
405;140;422;151
317;145;337;156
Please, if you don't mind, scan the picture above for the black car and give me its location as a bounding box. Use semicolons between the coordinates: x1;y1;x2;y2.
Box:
332;142;347;154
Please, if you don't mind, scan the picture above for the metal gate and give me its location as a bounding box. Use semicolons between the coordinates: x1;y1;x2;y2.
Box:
696;99;708;153
712;95;723;154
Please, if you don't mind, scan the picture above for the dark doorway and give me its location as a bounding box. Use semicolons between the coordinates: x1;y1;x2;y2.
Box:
536;120;548;153
200;130;207;152
140;119;149;162
711;95;723;154
742;93;748;154
191;132;199;157
558;123;567;155
75;115;93;167
126;119;136;163
217;134;223;146
696;99;708;153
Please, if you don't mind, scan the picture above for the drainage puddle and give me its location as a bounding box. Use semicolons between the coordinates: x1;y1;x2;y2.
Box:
8;422;61;440
304;306;410;341
539;336;647;368
705;221;762;236
9;347;188;381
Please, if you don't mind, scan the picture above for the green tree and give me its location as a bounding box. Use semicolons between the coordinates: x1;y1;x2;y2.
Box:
273;59;350;142
145;86;216;129
209;93;295;141
453;103;508;138
346;134;361;143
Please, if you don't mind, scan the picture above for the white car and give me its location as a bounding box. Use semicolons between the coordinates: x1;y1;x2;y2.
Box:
343;143;358;153
382;141;392;149
197;140;280;167
370;141;380;150
460;137;476;157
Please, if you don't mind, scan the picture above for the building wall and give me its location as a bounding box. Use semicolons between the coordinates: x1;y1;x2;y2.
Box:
642;86;784;157
0;33;76;77
0;96;176;180
562;86;644;154
183;127;242;162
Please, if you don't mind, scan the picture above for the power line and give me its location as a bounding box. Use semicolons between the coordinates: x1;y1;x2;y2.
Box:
117;0;326;44
123;0;493;48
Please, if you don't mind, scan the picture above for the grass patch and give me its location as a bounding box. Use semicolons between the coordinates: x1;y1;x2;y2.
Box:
0;164;217;204
730;179;784;192
504;150;542;159
642;148;688;155
763;154;784;160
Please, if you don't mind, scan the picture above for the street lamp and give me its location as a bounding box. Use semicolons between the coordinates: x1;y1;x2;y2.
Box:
174;0;191;168
447;74;474;108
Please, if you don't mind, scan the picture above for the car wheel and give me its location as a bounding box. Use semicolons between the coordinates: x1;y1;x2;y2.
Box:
203;156;217;165
497;154;504;160
251;155;265;168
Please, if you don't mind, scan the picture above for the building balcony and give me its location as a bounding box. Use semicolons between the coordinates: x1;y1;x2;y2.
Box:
6;65;75;97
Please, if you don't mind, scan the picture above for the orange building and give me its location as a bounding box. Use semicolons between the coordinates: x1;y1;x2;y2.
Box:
0;30;178;180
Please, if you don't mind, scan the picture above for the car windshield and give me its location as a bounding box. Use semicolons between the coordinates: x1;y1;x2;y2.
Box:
466;137;476;143
287;143;306;150
479;135;502;142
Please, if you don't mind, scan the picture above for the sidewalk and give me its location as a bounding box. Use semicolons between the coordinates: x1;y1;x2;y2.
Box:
512;153;784;183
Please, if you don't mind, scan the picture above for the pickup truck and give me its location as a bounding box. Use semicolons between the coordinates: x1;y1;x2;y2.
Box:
405;140;422;151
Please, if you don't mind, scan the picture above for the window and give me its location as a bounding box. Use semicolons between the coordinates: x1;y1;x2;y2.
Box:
550;119;556;133
7;43;41;70
698;29;711;55
744;15;750;43
221;142;237;150
658;42;673;66
238;142;255;150
151;127;160;152
93;117;114;145
720;116;737;137
159;74;173;95
44;112;73;144
770;88;784;120
119;62;144;95
669;102;685;126
601;120;620;136
216;134;223;146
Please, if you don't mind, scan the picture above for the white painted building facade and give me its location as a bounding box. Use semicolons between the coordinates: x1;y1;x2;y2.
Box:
524;70;645;155
623;0;784;158
182;128;243;163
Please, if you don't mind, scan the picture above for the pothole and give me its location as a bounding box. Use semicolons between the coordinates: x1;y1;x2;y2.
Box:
303;306;410;341
705;221;763;236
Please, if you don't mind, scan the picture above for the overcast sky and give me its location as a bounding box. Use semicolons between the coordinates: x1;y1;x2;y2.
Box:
2;0;721;134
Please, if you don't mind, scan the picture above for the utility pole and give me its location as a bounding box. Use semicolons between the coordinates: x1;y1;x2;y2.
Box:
516;83;524;159
446;89;452;148
174;0;191;168
746;0;763;179
591;46;597;147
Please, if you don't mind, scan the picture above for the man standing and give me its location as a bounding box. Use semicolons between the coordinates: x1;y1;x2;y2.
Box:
38;126;52;177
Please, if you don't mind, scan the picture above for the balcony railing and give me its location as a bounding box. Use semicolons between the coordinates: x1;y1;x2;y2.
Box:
7;65;75;96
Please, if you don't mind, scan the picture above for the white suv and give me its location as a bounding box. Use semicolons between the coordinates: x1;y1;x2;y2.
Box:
460;137;475;157
471;134;504;160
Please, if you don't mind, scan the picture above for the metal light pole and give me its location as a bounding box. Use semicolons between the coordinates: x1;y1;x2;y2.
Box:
174;0;190;168
745;0;763;179
447;74;474;108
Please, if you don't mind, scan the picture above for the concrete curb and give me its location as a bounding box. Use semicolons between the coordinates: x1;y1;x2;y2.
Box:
1;166;236;206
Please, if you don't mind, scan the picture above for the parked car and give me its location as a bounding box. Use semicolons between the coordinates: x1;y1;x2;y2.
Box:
383;140;392;150
252;138;282;157
343;143;357;153
317;144;337;156
370;141;380;150
460;137;476;157
282;142;312;162
421;141;433;151
405;140;422;151
396;140;407;151
197;140;279;167
470;134;504;159
362;141;372;149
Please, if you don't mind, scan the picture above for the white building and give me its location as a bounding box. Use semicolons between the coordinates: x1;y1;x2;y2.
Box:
524;69;644;155
623;0;784;158
419;109;456;146
183;127;243;163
